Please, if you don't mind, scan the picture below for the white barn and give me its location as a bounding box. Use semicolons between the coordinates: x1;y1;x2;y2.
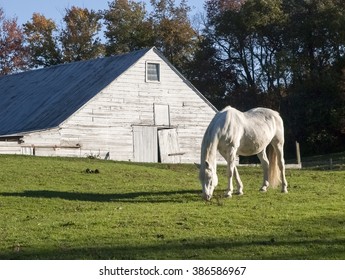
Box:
0;47;219;164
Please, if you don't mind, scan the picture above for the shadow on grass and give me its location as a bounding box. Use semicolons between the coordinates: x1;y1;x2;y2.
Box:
0;189;200;203
1;236;345;260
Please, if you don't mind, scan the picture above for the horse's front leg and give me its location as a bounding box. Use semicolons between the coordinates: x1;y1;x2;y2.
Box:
224;161;234;198
234;166;244;195
225;149;237;198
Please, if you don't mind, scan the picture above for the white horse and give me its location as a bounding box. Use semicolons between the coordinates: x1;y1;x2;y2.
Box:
199;106;288;201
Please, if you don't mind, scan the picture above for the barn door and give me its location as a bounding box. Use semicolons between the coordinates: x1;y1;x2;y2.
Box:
158;128;182;163
154;104;170;126
133;126;158;162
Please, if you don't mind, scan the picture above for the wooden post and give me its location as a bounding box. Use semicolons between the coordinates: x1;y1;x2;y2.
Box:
295;141;301;165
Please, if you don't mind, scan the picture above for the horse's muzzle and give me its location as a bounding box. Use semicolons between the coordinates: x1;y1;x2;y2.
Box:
202;193;212;201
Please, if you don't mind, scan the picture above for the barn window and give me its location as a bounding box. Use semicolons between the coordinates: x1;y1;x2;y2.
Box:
146;62;160;82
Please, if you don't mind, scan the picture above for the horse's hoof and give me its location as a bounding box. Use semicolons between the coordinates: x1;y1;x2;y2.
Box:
236;191;244;196
281;189;288;193
224;193;232;198
259;187;267;192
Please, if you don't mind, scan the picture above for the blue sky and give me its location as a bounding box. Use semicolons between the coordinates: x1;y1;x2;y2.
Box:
0;0;206;25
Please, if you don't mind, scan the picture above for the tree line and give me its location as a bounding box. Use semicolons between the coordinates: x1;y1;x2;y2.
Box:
1;0;345;157
0;0;196;72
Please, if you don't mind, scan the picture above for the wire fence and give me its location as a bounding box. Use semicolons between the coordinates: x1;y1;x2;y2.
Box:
299;153;345;170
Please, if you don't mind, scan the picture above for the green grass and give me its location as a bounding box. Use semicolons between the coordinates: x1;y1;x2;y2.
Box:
0;155;344;260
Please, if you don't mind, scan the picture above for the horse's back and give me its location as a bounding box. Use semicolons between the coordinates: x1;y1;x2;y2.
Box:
233;107;284;155
205;106;284;152
245;107;281;120
244;107;284;142
218;106;283;131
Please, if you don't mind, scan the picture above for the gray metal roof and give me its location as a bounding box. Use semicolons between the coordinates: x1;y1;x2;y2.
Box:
0;48;151;136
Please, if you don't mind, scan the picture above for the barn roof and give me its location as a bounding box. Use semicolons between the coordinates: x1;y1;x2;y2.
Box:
0;48;151;136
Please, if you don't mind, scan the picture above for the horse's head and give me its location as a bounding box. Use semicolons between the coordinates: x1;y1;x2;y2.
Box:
199;160;218;201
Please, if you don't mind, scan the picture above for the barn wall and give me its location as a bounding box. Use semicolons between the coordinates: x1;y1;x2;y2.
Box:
61;49;217;163
0;142;22;154
12;49;219;163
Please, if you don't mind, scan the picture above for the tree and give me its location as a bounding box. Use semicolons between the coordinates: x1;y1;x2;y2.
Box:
282;0;345;84
196;0;345;155
24;6;104;68
103;0;153;55
60;6;104;62
149;0;198;70
0;8;29;75
184;35;243;109
204;0;288;108
103;0;198;71
23;13;62;67
280;0;345;155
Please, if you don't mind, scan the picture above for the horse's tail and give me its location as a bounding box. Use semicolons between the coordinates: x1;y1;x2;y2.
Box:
267;145;281;188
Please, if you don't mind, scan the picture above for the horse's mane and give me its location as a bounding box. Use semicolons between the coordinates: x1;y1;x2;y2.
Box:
199;106;235;179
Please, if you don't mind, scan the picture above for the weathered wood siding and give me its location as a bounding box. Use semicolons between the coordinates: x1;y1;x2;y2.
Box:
0;142;22;154
6;49;218;163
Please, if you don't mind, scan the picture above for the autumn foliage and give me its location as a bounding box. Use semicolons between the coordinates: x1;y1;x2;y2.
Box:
0;8;28;75
0;0;345;156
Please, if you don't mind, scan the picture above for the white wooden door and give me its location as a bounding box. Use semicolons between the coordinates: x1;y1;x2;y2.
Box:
158;128;182;163
133;126;158;162
154;104;170;126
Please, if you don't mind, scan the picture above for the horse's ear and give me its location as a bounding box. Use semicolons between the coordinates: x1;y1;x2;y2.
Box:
205;160;210;170
194;163;201;170
193;162;211;170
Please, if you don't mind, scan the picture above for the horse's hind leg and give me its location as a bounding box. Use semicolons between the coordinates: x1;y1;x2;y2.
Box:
274;143;288;193
257;149;269;192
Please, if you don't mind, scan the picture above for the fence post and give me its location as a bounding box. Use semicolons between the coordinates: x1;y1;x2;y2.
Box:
295;141;301;165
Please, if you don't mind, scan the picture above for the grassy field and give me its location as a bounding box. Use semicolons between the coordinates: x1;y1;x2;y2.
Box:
0;155;344;260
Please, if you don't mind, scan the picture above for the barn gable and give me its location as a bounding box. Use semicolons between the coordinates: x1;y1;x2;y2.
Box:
0;47;219;163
